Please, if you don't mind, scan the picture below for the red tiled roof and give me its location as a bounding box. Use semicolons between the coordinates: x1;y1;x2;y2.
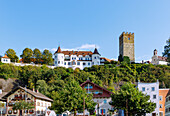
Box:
100;57;112;62
54;46;100;57
158;56;167;61
2;54;10;59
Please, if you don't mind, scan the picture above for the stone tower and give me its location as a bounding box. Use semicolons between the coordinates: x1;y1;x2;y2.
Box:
119;32;135;62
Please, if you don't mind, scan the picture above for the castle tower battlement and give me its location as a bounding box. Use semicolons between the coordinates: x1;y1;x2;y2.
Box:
119;32;135;62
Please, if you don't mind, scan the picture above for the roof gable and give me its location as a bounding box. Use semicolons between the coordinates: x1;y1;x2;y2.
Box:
2;86;53;102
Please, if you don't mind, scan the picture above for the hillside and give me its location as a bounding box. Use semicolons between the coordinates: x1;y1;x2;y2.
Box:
0;63;169;90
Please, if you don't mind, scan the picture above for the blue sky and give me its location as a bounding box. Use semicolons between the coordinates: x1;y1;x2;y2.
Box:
0;0;170;61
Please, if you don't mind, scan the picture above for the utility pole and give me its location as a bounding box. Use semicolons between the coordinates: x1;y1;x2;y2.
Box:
83;98;85;116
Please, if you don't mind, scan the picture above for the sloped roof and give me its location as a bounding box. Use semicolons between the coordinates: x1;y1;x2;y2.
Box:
2;86;53;102
100;57;112;62
55;46;62;54
166;89;170;97
80;80;113;98
158;56;167;61
1;54;10;59
93;48;100;55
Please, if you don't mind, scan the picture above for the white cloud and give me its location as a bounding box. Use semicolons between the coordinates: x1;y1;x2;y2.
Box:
50;44;99;52
76;44;99;50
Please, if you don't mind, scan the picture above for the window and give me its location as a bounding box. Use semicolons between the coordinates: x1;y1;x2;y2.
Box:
128;38;130;40
151;87;155;91
55;56;57;58
103;100;107;104
77;62;80;65
58;61;60;64
41;102;43;106
94;57;96;59
169;96;170;101
159;104;162;108
100;109;105;114
37;110;40;114
73;61;76;65
153;95;156;99
166;108;168;112
37;102;40;106
88;62;90;65
142;87;145;92
64;62;66;65
84;85;93;89
166;98;168;102
94;91;99;94
68;62;71;65
159;96;162;101
83;63;86;66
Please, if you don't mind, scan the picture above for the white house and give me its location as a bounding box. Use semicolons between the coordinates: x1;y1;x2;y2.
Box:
151;49;168;65
137;80;159;116
2;86;53;116
1;54;11;63
54;46;110;70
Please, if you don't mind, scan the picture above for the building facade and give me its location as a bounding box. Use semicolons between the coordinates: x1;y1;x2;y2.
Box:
165;90;170;116
119;32;135;62
1;54;11;63
80;80;117;116
2;86;53;116
151;49;168;65
137;81;159;116
159;89;170;116
54;46;110;70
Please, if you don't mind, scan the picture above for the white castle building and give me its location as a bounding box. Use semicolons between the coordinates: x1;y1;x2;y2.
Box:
151;49;168;65
54;46;110;70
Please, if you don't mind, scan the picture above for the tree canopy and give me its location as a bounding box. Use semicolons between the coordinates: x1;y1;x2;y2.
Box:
20;48;33;63
110;82;156;116
5;49;19;62
163;38;170;62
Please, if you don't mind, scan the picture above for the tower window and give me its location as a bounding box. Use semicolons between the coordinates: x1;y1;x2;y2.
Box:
128;38;130;40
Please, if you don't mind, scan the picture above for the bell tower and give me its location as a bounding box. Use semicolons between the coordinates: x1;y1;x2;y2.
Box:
119;32;135;62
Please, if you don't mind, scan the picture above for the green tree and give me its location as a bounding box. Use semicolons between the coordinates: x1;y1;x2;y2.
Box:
33;48;42;64
42;49;53;65
20;48;33;63
36;80;49;96
118;54;123;62
5;49;19;62
110;82;156;116
123;56;130;64
51;79;96;115
163;38;170;62
0;102;5;116
12;101;34;116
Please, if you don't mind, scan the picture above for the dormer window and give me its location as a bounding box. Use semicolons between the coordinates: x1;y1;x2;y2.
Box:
94;57;96;59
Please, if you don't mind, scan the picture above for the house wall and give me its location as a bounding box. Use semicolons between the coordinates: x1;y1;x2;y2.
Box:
35;99;51;116
93;97;112;116
7;89;35;116
159;89;169;116
165;94;170;116
137;81;159;116
1;58;10;63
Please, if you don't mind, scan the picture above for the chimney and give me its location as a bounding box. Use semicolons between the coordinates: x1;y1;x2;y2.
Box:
32;88;35;92
36;89;39;93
